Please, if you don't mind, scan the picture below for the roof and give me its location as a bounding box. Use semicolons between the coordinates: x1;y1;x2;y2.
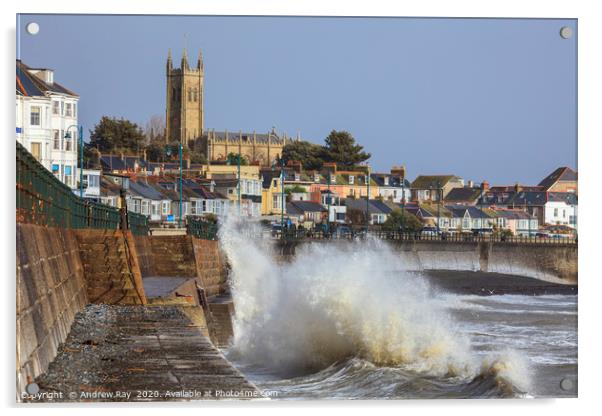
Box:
128;180;167;200
486;209;532;220
538;167;578;189
547;192;578;205
370;173;410;188
411;175;459;189
16;60;78;97
445;205;491;219
344;198;391;214
444;187;482;203
286;201;326;214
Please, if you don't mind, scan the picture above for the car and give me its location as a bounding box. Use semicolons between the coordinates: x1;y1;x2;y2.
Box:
420;226;439;236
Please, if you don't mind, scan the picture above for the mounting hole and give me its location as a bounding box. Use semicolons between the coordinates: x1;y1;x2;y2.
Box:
25;382;40;395
560;26;573;39
26;22;40;35
560;378;574;391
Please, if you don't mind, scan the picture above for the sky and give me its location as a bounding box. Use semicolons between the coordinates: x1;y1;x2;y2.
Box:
17;14;577;184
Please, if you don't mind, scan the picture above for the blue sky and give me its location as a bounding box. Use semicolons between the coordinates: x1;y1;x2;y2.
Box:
17;14;577;184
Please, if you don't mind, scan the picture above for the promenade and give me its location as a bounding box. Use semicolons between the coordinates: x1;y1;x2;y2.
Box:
25;305;262;402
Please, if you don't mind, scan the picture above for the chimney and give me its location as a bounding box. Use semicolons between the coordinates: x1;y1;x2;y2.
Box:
288;160;302;174
322;162;337;176
390;165;406;180
30;68;54;85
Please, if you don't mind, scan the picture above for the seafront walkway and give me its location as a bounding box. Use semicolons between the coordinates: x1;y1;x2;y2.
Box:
25;305;262;402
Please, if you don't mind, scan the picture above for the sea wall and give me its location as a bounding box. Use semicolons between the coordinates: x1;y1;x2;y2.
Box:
16;224;88;394
276;239;578;284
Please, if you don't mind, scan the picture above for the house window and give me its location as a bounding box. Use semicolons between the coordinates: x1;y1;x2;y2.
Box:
52;101;59;115
554;208;558;217
132;199;141;213
51;164;59;175
60;102;64;115
563;209;566;218
73;103;77;118
162;201;170;215
53;130;60;149
349;175;355;185
30;142;41;160
65;103;72;117
272;194;279;210
65;136;72;151
30;106;41;126
151;202;160;216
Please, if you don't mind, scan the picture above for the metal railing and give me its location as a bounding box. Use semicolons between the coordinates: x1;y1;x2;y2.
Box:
186;216;219;240
127;211;150;236
265;229;577;245
16;141;148;235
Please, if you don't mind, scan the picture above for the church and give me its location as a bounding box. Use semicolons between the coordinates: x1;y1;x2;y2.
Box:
165;48;300;166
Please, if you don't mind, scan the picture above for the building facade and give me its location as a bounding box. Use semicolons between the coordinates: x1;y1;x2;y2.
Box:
16;60;80;188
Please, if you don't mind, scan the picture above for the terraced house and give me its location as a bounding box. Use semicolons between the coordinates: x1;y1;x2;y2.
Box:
16;59;80;188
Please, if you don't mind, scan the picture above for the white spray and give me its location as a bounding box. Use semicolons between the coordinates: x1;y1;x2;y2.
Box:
219;216;531;392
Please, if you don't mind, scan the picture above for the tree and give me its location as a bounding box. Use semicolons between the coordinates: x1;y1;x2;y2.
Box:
89;116;146;153
346;208;368;226
142;115;166;145
323;130;371;169
226;152;248;166
382;208;423;232
281;140;325;171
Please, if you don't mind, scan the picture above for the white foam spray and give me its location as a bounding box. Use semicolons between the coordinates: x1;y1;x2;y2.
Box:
219;215;532;392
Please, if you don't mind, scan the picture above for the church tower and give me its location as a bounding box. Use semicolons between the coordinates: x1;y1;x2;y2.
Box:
165;48;204;146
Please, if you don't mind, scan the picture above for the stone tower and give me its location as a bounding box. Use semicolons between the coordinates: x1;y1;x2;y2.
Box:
165;48;204;146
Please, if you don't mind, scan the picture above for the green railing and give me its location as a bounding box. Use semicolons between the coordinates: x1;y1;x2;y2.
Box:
186;216;218;240
15;141;149;233
128;211;150;236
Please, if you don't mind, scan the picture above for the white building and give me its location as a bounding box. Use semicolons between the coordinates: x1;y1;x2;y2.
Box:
16;60;80;188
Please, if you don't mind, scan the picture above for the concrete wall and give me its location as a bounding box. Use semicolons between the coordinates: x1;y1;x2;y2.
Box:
276;239;578;284
16;224;88;394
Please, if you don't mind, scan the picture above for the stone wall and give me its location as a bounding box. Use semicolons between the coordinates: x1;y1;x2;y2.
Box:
74;229;146;305
191;238;228;297
16;224;88;395
149;235;197;278
132;235;156;277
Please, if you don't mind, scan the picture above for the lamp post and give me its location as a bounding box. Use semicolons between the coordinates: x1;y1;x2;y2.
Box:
327;172;331;234
365;167;371;233
280;157;285;238
401;176;405;234
237;153;241;216
436;180;441;234
179;142;183;228
166;142;183;228
65;125;84;198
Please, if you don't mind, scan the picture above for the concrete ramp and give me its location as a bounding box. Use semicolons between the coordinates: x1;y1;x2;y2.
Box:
25;305;262;402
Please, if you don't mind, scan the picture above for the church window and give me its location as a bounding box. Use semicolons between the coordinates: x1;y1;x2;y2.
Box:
188;88;193;102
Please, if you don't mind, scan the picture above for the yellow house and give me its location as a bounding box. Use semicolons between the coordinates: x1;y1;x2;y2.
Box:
261;171;286;216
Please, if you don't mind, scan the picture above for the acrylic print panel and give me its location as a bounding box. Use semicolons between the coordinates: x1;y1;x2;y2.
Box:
15;14;577;402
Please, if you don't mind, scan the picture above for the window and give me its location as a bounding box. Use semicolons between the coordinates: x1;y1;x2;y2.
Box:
141;200;150;215
30;107;41;126
188;88;192;101
51;164;59;175
73;103;77;118
349;175;355;185
52;101;59;115
53;130;60;149
60;102;64;115
273;194;279;209
193;88;198;102
162;201;170;215
151;202;160;216
554;208;558;217
563;209;566;218
30;143;41;160
65;103;72;117
65;136;72;151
